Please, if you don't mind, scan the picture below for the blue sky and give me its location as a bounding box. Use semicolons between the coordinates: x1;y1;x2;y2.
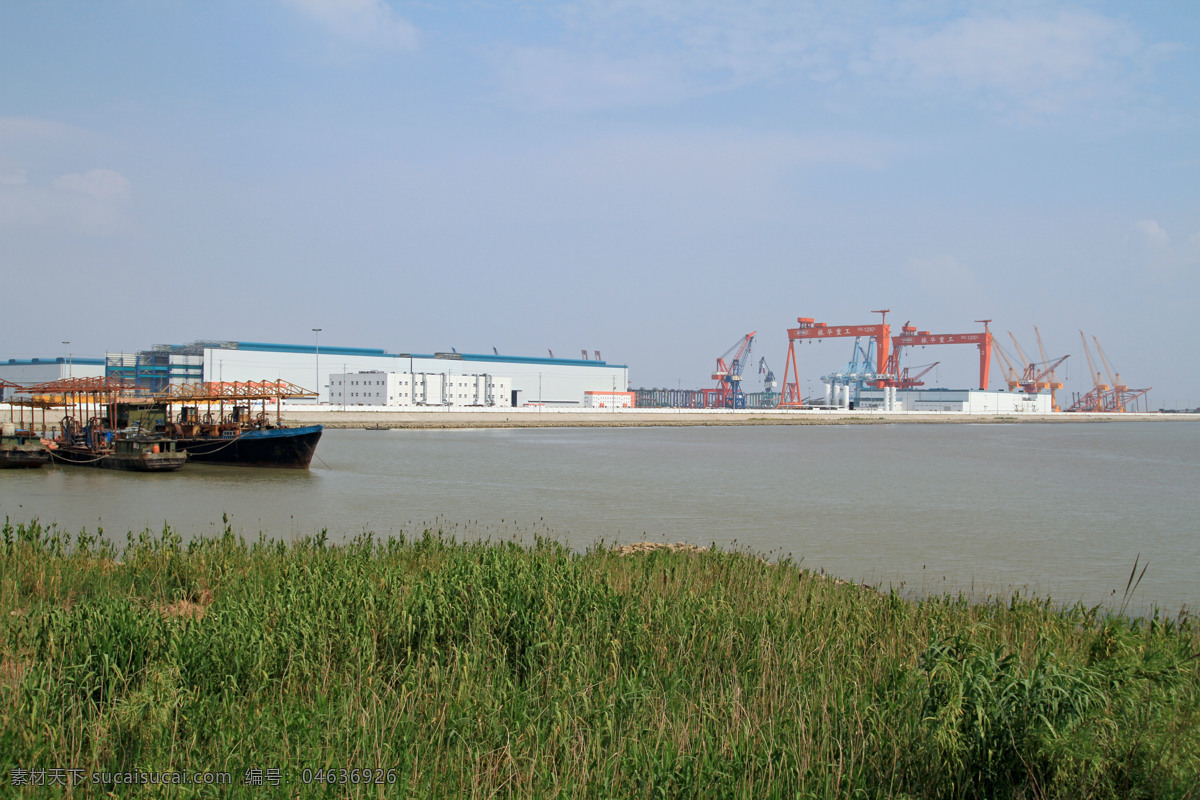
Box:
3;0;1198;406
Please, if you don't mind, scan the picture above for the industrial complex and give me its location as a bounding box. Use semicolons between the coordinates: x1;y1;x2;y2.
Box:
0;311;1153;413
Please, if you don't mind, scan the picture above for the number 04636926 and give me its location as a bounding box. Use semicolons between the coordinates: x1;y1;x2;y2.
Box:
300;768;397;785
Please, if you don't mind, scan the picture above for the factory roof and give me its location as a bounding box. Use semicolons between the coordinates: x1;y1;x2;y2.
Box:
152;342;626;368
5;357;106;366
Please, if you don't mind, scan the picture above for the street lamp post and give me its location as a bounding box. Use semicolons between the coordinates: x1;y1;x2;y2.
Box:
61;341;71;378
312;328;322;403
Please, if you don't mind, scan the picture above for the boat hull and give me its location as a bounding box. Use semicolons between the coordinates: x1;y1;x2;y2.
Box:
0;438;51;470
50;446;188;472
174;425;323;469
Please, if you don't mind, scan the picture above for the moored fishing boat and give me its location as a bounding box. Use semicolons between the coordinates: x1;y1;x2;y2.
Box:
162;414;322;468
0;425;51;468
49;420;187;472
118;381;322;469
21;377;321;470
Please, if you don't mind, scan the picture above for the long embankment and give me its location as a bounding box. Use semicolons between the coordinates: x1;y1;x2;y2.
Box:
278;406;1200;429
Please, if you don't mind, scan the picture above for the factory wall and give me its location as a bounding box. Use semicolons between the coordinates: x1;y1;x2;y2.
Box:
192;345;626;406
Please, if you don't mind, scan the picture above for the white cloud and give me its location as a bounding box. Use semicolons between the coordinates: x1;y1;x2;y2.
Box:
1130;219;1169;249
494;3;1168;119
0;117;132;235
1125;220;1199;277
52;168;131;201
285;0;417;49
867;10;1152;116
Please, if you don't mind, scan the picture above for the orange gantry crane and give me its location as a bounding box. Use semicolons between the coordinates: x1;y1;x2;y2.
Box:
779;311;892;407
885;319;994;390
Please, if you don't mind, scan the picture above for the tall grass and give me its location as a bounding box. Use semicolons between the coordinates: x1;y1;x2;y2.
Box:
1;519;1197;798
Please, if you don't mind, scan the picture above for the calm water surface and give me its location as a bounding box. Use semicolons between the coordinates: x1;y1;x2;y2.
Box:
3;422;1197;613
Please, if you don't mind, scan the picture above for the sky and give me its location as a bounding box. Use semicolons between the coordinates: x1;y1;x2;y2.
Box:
2;0;1198;407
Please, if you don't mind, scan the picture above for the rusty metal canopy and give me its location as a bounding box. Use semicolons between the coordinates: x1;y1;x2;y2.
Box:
157;380;316;401
25;376;144;395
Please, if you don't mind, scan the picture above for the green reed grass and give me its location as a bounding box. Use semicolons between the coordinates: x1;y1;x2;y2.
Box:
1;518;1198;798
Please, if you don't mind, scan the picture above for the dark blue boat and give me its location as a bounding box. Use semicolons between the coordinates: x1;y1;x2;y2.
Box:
173;424;323;469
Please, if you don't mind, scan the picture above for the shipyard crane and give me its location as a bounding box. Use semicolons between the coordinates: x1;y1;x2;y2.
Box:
1024;328;1069;410
1067;331;1109;412
894;361;940;389
780;310;892;407
990;342;1024;391
709;331;756;408
1091;336;1151;412
886;319;993;390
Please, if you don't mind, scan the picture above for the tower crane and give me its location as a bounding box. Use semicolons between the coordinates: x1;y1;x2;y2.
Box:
710;331;756;408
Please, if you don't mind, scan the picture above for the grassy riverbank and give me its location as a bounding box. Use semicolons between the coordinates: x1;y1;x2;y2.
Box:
2;521;1198;798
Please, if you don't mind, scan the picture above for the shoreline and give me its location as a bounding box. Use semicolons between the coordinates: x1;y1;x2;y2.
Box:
4;404;1196;431
276;406;1200;429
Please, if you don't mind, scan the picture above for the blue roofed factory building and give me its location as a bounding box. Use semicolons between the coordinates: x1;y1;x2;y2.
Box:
104;341;629;407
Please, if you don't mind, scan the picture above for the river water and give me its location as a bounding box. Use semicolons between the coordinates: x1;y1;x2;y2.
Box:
3;422;1197;614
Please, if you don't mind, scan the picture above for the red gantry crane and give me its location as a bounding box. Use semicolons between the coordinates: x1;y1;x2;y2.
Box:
779;310;892;407
885;319;993;390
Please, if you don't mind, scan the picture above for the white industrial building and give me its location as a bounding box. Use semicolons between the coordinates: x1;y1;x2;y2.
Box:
853;388;1054;413
331;370;513;408
102;341;627;407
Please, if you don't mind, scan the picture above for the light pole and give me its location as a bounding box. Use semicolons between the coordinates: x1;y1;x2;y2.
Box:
61;341;71;378
312;328;322;403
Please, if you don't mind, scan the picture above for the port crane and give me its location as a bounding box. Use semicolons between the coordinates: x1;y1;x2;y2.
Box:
820;337;891;404
1069;332;1109;412
1066;333;1150;412
990;342;1024;391
893;361;940;389
992;329;1070;409
758;357;777;394
707;331;756;408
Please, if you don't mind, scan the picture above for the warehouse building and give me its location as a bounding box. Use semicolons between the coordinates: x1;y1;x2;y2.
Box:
104;341;627;407
331;370;513;408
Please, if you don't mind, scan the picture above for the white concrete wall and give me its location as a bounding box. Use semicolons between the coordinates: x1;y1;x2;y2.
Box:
856;389;1053;413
